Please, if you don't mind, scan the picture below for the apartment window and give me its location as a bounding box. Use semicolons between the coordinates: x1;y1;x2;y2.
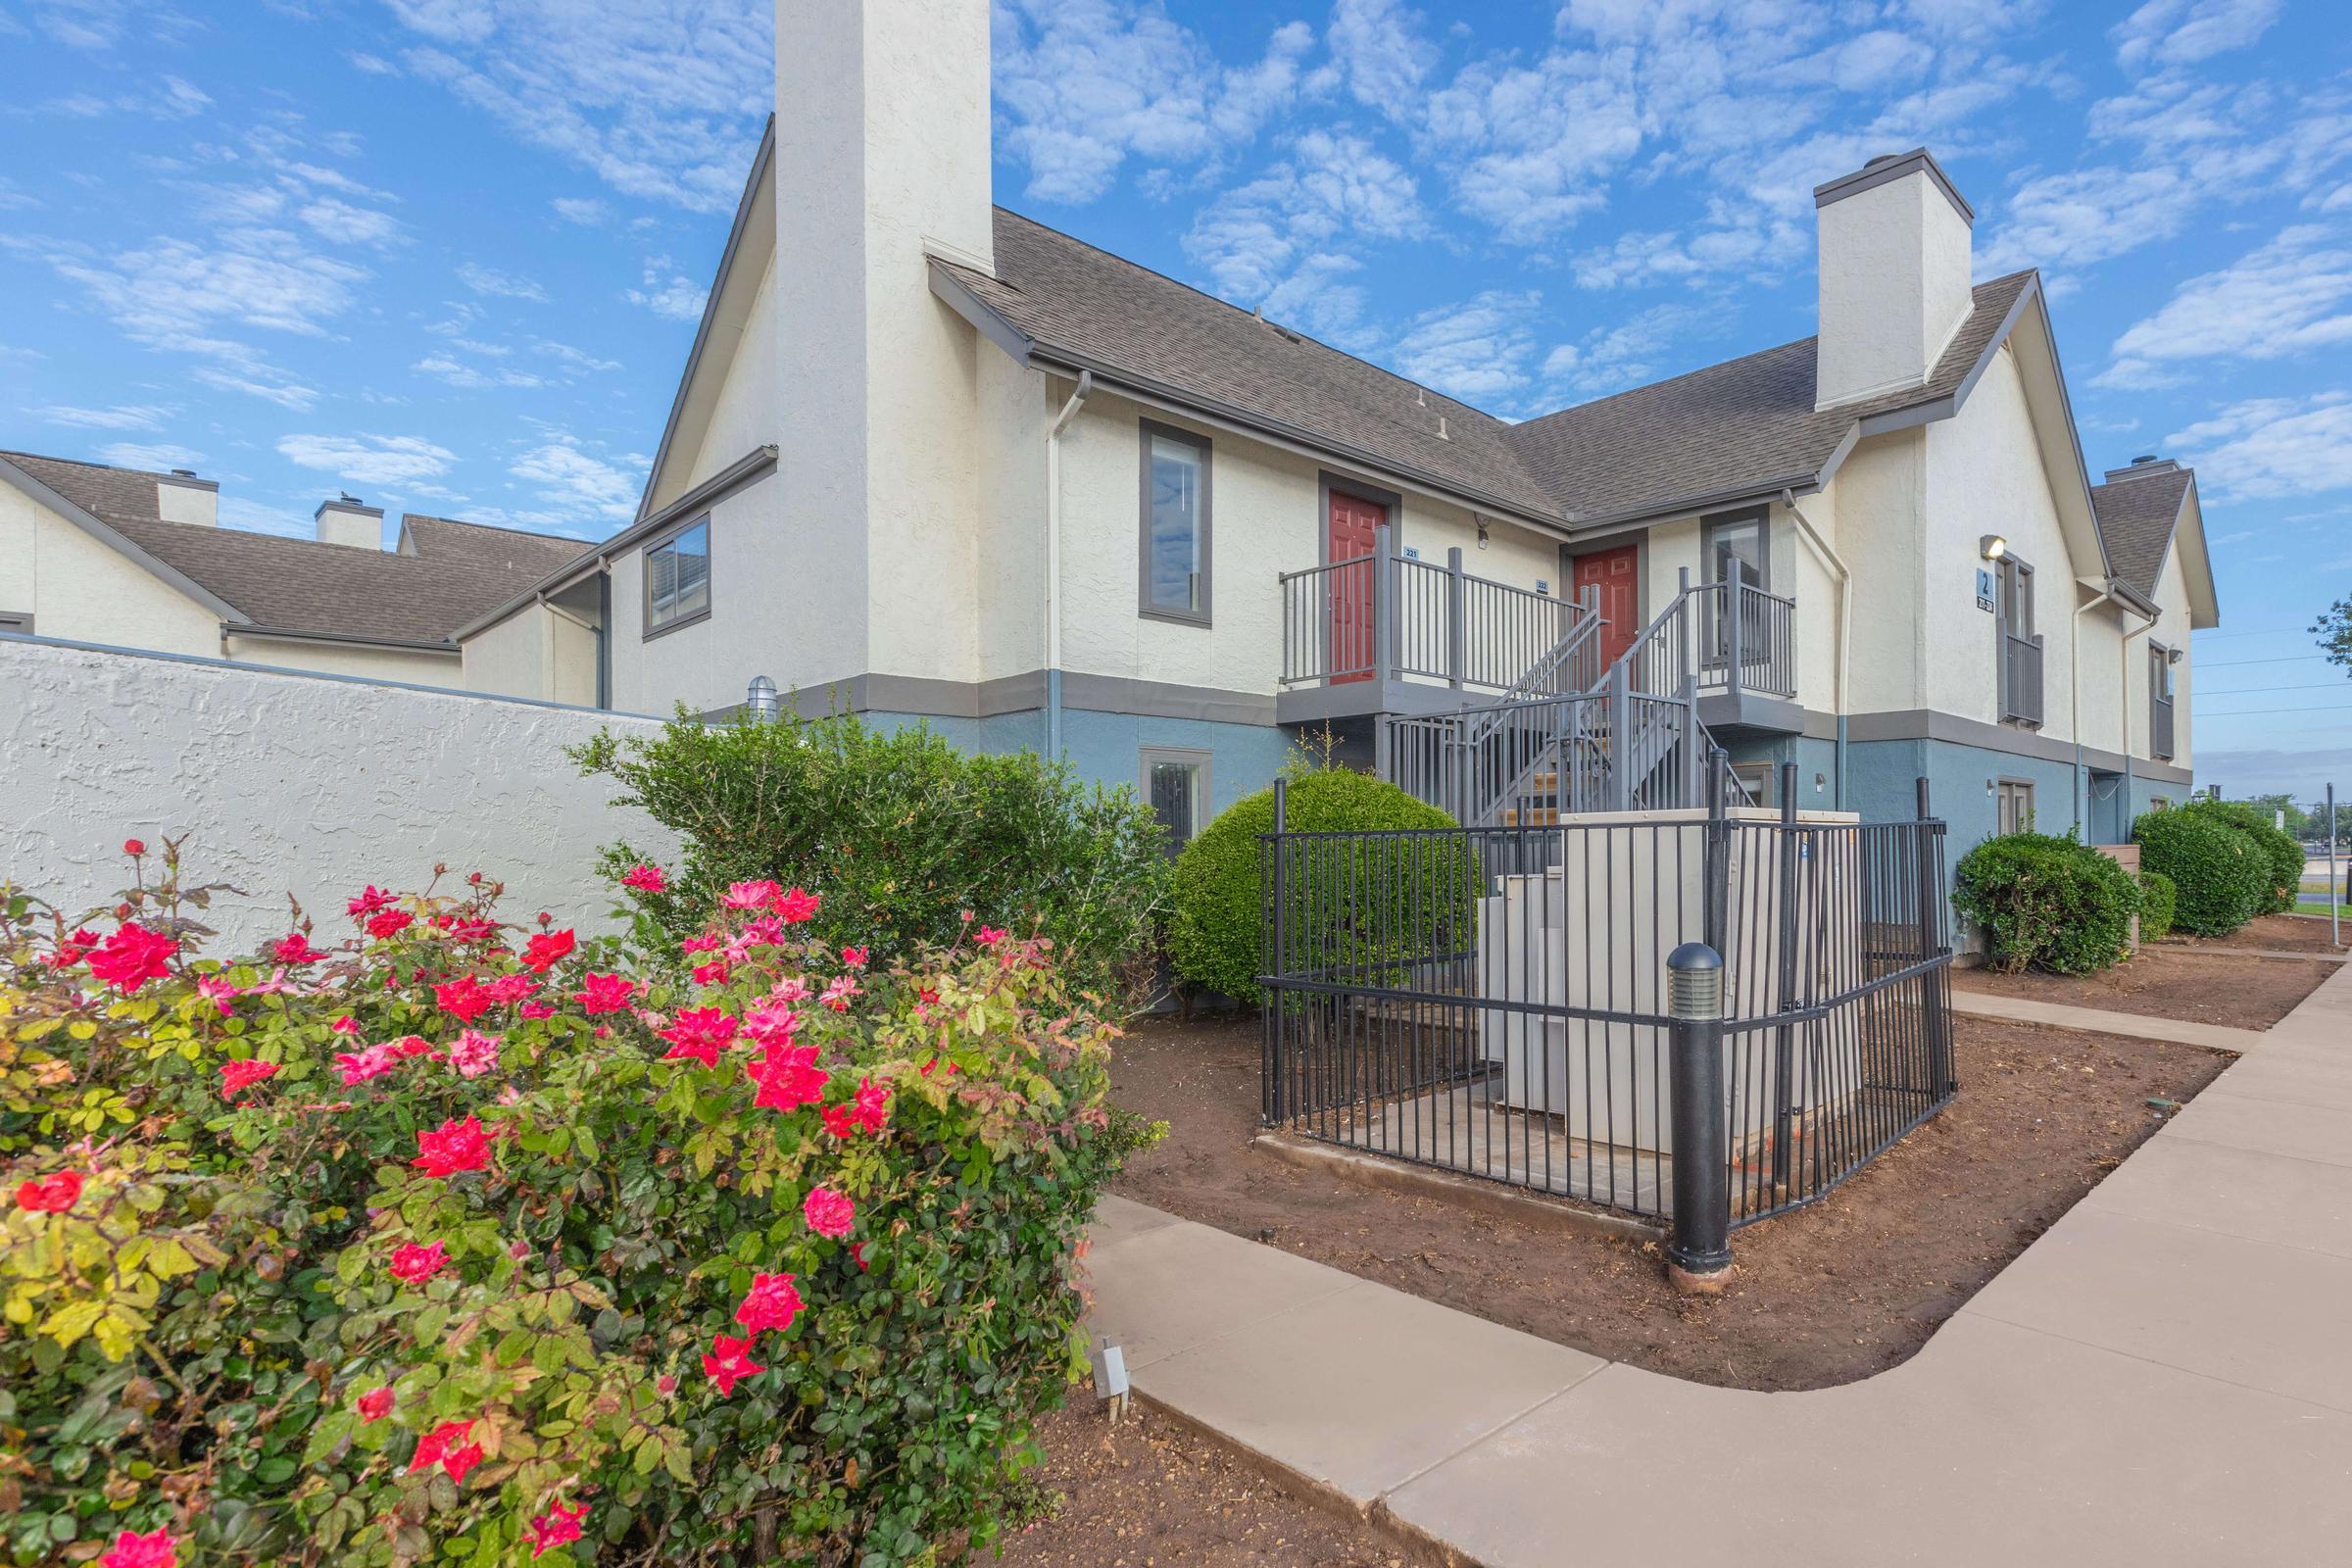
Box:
1996;778;2036;836
645;516;711;637
2150;643;2177;761
1703;510;1768;591
1995;554;2044;726
1141;748;1212;856
1139;420;1211;624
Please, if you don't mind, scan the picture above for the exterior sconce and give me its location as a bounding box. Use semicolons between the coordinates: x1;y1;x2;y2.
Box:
1476;521;1490;551
746;674;780;722
2167;646;2184;664
1979;534;2008;561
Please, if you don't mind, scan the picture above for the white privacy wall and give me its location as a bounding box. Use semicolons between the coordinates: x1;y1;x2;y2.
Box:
0;637;674;951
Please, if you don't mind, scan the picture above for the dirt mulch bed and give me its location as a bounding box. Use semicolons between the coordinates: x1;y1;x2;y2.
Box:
1952;940;2335;1028
1107;1011;2231;1393
2172;912;2351;956
997;1400;1408;1568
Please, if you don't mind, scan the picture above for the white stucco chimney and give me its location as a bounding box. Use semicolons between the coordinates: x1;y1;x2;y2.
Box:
1812;148;1976;412
156;469;218;527
314;495;384;550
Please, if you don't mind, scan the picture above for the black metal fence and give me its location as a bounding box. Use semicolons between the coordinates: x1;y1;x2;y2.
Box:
1259;762;1954;1234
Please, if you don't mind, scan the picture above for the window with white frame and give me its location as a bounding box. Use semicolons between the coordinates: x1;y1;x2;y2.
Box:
645;516;711;636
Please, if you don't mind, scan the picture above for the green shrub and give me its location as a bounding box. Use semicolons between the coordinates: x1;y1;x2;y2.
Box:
2136;868;2178;942
2133;807;2270;936
574;709;1168;1004
2183;799;2303;914
2;843;1147;1568
1168;769;1466;1004
1953;830;2141;973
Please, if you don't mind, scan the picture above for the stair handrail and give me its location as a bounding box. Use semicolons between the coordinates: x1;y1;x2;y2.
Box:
1460;597;1603;749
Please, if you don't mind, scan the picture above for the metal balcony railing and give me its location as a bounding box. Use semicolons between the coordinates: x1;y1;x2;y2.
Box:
2001;632;2045;727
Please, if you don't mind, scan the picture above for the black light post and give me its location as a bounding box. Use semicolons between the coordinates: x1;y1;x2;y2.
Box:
1666;940;1732;1293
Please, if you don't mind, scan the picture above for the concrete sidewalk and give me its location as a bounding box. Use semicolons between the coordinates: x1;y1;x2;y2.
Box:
1949;985;2268;1051
1087;963;2352;1566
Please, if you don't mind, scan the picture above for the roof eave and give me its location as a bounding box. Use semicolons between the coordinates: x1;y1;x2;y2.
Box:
223;624;461;653
0;455;247;623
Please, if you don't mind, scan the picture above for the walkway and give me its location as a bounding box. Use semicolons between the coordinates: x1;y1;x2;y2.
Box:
1948;986;2268;1051
1086;963;2352;1565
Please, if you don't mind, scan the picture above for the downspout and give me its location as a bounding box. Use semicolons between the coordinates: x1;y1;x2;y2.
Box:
1044;370;1094;760
2070;584;2117;838
1781;489;1850;809
2120;597;2159;825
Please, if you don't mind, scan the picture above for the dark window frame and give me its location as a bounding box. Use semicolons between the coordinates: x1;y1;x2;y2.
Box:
2149;641;2177;760
642;514;712;641
1138;418;1213;628
1139;746;1213;855
1700;506;1771;592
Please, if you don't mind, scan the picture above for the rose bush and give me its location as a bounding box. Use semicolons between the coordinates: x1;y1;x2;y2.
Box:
3;841;1149;1567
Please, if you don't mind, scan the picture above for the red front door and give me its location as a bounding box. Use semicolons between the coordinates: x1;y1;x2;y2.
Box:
1573;544;1641;668
1327;489;1387;683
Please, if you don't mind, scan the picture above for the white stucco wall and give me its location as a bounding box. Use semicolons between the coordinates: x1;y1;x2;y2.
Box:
609;470;797;716
1827;429;1925;716
1815;168;1974;409
0;637;673;951
684;252;779;492
221;634;460;686
462;605;550;700
976;359;1051;684
0;482;222;654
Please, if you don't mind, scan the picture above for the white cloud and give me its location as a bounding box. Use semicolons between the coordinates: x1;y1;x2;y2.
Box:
1182;129;1423;334
1541;303;1708;399
414;354;546;390
276;432;459;485
530;338;621;374
98;441;204;470
1978;166;2192;276
2112;0;2282;74
510;435;641;522
156;74;210;118
347;51;399;76
2166;392;2352;500
551;196;610;225
300;197;404;248
625;257;707;321
2108;226;2352;371
1326;0;1436;109
1388;289;1539;402
34;403;173;430
389;0;769;215
458;261;549;301
216;496;314;539
993;0;1314;203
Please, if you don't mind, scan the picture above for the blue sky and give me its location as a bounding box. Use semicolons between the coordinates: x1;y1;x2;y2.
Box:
2;0;2349;794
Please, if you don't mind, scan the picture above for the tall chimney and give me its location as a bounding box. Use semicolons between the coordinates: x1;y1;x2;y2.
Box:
1812;149;1975;411
156;469;218;527
315;495;384;550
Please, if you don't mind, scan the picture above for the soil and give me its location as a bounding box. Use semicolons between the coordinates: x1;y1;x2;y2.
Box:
1952;938;2335;1028
2174;912;2351;956
996;1400;1408;1568
1106;1010;2232;1393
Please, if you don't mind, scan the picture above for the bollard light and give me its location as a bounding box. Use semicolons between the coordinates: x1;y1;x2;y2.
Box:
746;674;780;723
1666;941;1722;1020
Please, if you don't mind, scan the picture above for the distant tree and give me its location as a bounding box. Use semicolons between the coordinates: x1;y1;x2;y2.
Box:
2314;597;2352;675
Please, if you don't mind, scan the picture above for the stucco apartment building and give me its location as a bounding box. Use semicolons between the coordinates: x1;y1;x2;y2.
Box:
457;0;2215;860
0;450;588;689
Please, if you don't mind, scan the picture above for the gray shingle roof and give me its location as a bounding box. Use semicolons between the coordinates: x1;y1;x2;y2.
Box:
946;212;2042;530
2;450;588;646
2089;461;2193;599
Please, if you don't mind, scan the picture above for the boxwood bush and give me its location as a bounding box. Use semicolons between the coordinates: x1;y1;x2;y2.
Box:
1167;769;1467;1004
2182;798;2303;914
3;841;1146;1568
574;709;1168;1004
2136;868;2178;942
1952;830;2141;973
2133;807;2271;936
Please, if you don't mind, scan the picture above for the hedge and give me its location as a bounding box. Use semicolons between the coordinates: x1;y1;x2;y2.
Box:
573;708;1169;1004
1952;830;2140;973
2133;807;2270;936
2137;868;2178;942
2182;799;2303;914
3;841;1149;1567
1167;769;1466;1004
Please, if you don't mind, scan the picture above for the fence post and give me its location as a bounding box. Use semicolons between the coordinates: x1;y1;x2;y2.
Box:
1769;760;1798;1196
1916;775;1953;1095
1678;565;1693;690
1263;778;1288;1126
1725;557;1745;698
1606;659;1632;810
1703;747;1730;957
1373;522;1397;684
1446;546;1467;691
1666;942;1732;1293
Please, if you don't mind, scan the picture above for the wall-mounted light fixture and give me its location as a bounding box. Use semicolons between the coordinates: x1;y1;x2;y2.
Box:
746;674;780;722
2167;646;2185;665
1476;520;1491;551
1979;534;2008;561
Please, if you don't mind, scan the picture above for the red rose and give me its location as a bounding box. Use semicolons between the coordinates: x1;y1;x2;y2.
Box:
122;838;145;857
15;1169;82;1212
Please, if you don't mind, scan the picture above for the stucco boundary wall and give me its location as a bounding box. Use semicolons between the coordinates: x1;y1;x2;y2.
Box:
0;634;675;951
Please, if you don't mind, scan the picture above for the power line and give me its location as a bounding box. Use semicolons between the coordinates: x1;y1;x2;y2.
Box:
2193;625;2321;640
2194;682;2352;699
2195;704;2352;717
2200;655;2332;668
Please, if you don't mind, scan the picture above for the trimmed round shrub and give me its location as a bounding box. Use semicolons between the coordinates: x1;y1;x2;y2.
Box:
1953;830;2140;973
574;708;1169;1004
2137;868;2178;942
2183;798;2303;914
1168;769;1463;1004
2133;807;2270;936
3;845;1147;1568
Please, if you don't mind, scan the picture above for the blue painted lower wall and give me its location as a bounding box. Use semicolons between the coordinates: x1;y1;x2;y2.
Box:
860;707;1297;817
